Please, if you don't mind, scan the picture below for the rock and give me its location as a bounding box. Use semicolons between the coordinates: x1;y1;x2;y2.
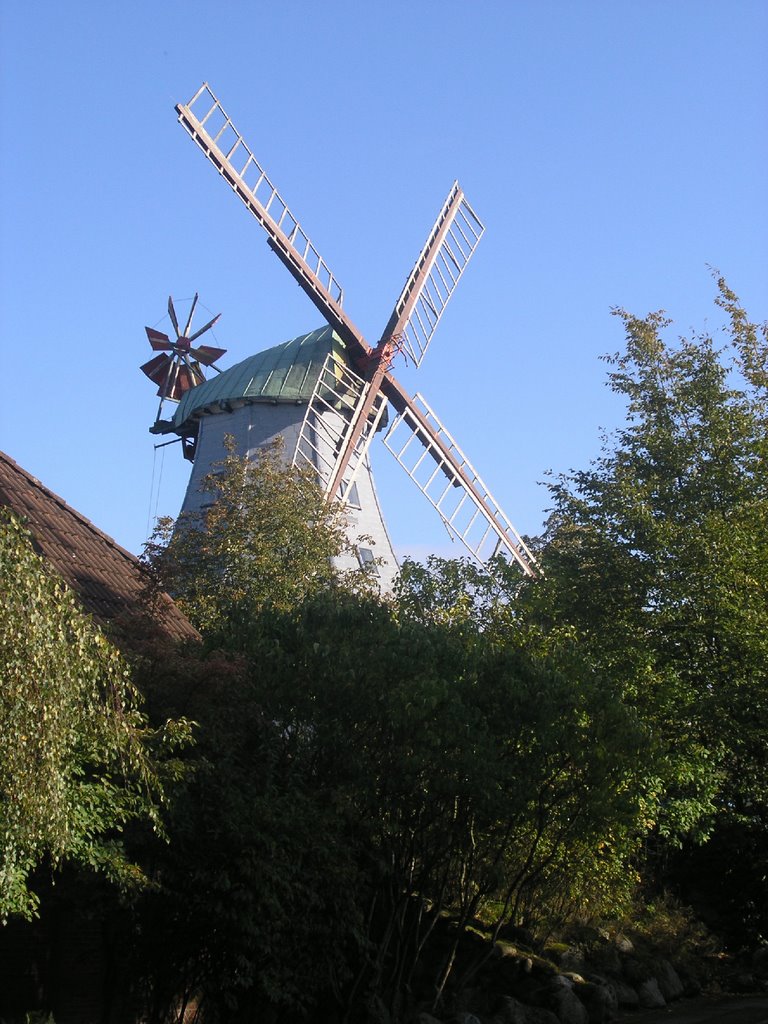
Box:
415;1014;444;1024
622;957;651;986
576;979;618;1023
533;975;589;1024
490;996;529;1024
675;964;702;998
613;934;634;955
733;972;758;993
490;997;560;1024
636;977;666;1009
586;945;621;975
523;1008;561;1024
543;943;572;966
559;949;586;974
651;957;684;1001
448;987;487;1018
603;977;639;1009
554;987;590;1024
447;1014;483;1024
366;995;391;1024
497;924;536;949
753;946;768;979
493;949;542;991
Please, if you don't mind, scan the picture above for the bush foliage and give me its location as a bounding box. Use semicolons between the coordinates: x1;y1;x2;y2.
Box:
0;511;189;920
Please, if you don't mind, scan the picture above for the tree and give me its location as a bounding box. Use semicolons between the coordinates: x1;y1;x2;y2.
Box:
132;444;376;1019
134;439;650;1019
132;584;647;1020
0;510;188;921
528;278;768;941
145;436;369;644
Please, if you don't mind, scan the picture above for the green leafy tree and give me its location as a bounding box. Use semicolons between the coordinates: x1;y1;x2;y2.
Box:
527;278;768;940
140;580;645;1019
136;485;650;1023
133;441;649;1018
145;437;369;644
131;446;373;1019
0;510;188;921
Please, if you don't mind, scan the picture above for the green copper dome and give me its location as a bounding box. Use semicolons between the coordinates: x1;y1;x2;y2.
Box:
152;325;346;436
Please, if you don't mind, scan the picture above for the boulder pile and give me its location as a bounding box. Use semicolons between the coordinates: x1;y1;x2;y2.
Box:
393;923;768;1024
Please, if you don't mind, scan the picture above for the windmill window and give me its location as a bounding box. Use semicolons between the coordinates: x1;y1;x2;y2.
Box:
341;480;361;509
357;546;379;576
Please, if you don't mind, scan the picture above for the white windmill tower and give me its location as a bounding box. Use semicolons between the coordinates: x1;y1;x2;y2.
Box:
141;83;538;589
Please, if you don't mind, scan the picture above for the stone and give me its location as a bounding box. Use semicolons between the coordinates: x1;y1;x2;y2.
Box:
576;979;618;1023
675;964;702;998
497;924;536;948
753;946;768;979
586;945;621;975
650;958;684;1001
621;957;651;986
636;977;666;1009
366;995;391;1024
415;1014;444;1024
559;949;586;974
603;977;639;1009
734;972;758;992
534;976;589;1024
490;996;529;1024
553;987;590;1024
490;998;560;1024
523;1009;561;1024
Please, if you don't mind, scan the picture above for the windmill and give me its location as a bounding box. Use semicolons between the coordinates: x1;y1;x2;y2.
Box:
157;82;537;580
140;293;227;420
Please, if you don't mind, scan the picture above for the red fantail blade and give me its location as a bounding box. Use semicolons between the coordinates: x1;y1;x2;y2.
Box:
188;344;227;366
145;326;172;350
182;292;199;338
188;311;222;343
166;362;204;400
140;353;173;386
167;296;180;337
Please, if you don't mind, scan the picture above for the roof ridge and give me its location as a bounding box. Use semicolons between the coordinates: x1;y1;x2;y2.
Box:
0;449;199;643
0;449;143;567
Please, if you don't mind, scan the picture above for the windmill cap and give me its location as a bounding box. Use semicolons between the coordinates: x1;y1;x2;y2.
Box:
154;325;347;437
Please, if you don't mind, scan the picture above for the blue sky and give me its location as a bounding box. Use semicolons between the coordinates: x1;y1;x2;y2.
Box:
1;1;766;563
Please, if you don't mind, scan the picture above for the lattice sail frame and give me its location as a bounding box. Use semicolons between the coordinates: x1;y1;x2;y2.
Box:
383;394;537;575
293;352;388;499
177;83;345;310
383;182;485;367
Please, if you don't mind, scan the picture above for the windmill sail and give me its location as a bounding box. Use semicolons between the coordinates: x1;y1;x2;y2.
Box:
381;182;485;366
293;351;388;499
174;84;539;579
382;388;537;576
176;83;371;364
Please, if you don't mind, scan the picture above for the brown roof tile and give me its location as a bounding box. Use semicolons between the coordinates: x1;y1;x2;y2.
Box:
0;450;199;646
